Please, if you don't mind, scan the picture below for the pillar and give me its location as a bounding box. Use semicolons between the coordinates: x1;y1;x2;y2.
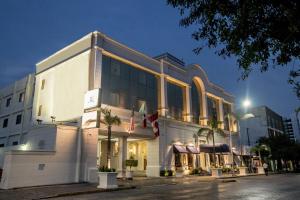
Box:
117;136;127;178
184;86;192;122
158;74;168;117
201;93;208;126
218;98;224;129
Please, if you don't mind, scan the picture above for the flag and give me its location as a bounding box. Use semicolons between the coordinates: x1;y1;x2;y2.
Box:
139;102;147;128
148;112;159;137
128;106;135;133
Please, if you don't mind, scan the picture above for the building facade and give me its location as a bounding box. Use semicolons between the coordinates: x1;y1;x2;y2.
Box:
239;106;285;147
283;118;296;141
0;31;235;189
0;74;35;166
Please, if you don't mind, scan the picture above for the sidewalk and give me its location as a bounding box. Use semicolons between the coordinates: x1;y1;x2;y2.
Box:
0;174;273;200
0;176;214;200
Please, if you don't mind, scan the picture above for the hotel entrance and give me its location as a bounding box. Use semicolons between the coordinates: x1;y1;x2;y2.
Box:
127;139;148;176
97;136;148;177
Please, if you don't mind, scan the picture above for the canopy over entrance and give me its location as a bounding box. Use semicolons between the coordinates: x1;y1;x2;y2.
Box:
173;144;188;153
186;146;200;154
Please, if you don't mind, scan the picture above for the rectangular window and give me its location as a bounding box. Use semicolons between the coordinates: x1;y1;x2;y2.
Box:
2;118;8;128
6;97;11;107
111;60;120;76
0;144;4;148
138;72;147;85
101;56;158;112
136;99;146;112
207;97;218;120
18;92;25;102
38;105;42;116
41;79;46;90
12;141;18;146
16;114;22;125
167;82;183;120
110;92;120;107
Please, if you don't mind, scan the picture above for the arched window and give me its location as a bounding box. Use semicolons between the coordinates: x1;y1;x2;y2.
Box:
191;81;201;124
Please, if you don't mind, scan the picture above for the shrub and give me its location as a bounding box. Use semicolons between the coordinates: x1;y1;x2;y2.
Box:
98;166;116;172
125;159;138;171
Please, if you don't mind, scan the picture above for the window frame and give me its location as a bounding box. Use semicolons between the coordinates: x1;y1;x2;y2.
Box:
16;114;22;125
2;118;8;128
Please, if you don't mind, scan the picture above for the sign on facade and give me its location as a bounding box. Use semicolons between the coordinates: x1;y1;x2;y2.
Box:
82;110;99;129
84;89;101;110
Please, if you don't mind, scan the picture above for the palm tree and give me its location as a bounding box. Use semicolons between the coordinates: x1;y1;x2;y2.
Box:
100;107;121;169
197;117;227;167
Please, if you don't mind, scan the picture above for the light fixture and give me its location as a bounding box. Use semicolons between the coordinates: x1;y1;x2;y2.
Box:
242;99;251;108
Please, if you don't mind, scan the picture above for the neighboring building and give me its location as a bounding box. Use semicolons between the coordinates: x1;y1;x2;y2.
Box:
0;31;235;189
0;74;35;148
283;118;296;141
239;106;285;147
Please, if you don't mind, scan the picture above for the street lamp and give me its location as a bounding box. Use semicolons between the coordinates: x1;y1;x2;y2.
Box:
243;99;251;109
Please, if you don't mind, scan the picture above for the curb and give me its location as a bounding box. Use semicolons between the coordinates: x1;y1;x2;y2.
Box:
35;185;136;199
216;173;277;179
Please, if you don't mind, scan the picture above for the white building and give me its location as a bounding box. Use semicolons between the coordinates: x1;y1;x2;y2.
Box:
0;31;236;189
239;106;285;147
0;74;35;164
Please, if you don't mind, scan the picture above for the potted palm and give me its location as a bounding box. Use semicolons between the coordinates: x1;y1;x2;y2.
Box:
197;116;227;177
97;107;121;189
125;158;138;180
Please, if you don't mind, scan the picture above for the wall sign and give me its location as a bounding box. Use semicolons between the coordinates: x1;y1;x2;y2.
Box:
84;89;101;110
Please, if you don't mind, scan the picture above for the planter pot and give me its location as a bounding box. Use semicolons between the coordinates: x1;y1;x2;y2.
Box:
239;167;248;176
97;172;118;189
257;167;265;174
126;171;133;180
211;168;222;177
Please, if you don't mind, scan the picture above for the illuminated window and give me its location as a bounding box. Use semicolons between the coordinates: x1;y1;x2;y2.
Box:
41;79;46;90
38;105;42;116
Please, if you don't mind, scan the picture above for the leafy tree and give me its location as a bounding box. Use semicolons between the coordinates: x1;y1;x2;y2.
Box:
167;0;300;99
197;117;227;167
257;134;298;171
100;107;121;169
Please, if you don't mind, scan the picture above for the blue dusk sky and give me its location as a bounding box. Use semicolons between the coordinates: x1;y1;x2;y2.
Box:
0;0;299;134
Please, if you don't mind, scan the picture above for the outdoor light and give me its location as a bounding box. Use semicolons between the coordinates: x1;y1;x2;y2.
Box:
243;99;251;108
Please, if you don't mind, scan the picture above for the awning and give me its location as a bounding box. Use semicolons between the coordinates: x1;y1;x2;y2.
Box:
186;146;200;154
200;144;230;153
173;144;188;154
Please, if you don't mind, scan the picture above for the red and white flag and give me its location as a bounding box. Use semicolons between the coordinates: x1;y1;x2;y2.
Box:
128;107;135;133
148;112;159;137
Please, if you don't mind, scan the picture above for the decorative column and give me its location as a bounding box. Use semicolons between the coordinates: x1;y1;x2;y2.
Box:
89;32;103;90
218;98;224;129
117;136;127;178
184;86;192;122
158;60;168;117
201;93;208;126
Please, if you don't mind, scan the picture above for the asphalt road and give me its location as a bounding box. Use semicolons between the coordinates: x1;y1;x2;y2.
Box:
54;174;300;200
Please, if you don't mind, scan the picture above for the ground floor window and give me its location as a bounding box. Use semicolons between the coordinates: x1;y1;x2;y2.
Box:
188;154;193;168
175;153;181;167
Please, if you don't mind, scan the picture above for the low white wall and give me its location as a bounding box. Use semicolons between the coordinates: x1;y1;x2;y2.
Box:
0;125;79;189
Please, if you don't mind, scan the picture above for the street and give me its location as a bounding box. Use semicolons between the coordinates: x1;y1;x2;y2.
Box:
53;174;300;200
